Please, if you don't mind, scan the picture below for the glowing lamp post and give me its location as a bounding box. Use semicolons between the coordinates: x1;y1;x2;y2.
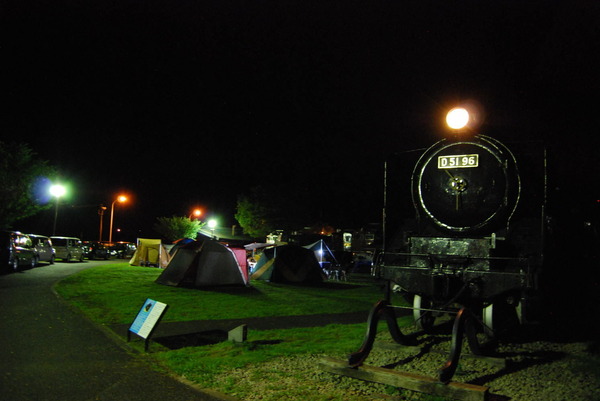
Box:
109;195;128;243
208;219;217;239
189;208;203;220
49;184;66;235
98;205;107;241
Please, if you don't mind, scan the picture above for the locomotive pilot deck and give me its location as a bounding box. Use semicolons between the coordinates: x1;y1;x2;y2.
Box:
379;235;533;302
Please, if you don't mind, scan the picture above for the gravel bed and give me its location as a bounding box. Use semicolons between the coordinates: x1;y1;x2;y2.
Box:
210;328;600;401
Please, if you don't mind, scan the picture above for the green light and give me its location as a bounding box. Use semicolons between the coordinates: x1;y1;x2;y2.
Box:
49;184;66;198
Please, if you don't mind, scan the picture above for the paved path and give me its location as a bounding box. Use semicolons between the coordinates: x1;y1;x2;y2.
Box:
0;260;231;401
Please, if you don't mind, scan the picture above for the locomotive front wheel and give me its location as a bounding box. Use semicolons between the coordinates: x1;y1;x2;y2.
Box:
483;301;522;337
413;294;436;332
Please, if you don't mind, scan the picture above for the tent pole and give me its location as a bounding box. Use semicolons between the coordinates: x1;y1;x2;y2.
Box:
320;241;323;265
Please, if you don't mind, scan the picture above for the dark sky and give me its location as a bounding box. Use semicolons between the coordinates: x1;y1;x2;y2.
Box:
3;1;599;240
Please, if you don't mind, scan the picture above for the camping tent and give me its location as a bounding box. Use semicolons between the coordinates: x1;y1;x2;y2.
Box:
250;244;324;284
155;239;249;287
169;238;195;255
129;238;170;268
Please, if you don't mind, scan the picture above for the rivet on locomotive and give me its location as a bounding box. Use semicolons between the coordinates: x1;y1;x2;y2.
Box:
349;105;547;383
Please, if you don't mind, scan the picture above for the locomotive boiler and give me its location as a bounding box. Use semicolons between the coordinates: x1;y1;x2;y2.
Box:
348;105;548;383
386;129;545;333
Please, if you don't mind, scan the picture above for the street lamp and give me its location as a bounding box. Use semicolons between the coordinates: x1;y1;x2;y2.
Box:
189;208;203;220
208;219;217;239
109;195;128;243
98;205;107;241
49;184;66;235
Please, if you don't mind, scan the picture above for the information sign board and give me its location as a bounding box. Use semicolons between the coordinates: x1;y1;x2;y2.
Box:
128;298;168;350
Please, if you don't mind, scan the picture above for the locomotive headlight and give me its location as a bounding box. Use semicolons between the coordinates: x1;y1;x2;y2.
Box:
446;107;470;130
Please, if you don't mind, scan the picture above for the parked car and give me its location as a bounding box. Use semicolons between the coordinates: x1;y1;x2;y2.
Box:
1;231;37;272
50;236;84;262
28;234;55;265
106;241;137;259
82;241;111;260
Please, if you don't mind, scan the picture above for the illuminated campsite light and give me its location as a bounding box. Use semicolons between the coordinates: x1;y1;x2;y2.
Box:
208;219;217;239
109;195;129;243
190;208;203;219
49;184;67;235
49;184;67;198
446;107;470;130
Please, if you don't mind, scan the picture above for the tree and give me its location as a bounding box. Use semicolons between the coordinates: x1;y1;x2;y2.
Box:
153;216;205;242
235;191;277;239
235;185;311;239
0;141;57;230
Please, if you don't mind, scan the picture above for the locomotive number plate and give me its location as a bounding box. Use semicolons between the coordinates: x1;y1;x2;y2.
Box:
437;154;479;169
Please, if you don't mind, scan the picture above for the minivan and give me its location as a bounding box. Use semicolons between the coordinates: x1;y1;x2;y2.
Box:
50;236;84;262
29;234;56;265
1;231;37;272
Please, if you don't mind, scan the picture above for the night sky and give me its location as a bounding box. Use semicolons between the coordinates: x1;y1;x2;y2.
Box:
3;1;599;241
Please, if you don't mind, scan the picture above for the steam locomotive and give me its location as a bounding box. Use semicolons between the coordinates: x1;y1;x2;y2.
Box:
381;110;547;335
349;105;549;381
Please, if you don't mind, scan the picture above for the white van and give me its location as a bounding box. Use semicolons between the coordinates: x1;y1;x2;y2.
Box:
50;236;84;262
28;234;56;265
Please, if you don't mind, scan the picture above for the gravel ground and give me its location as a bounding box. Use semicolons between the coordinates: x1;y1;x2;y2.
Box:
209;324;600;401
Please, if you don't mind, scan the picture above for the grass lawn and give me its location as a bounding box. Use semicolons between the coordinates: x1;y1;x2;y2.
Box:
55;263;415;400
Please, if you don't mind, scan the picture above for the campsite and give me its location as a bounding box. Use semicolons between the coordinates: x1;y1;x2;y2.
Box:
130;236;344;289
52;235;392;400
54;261;394;400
